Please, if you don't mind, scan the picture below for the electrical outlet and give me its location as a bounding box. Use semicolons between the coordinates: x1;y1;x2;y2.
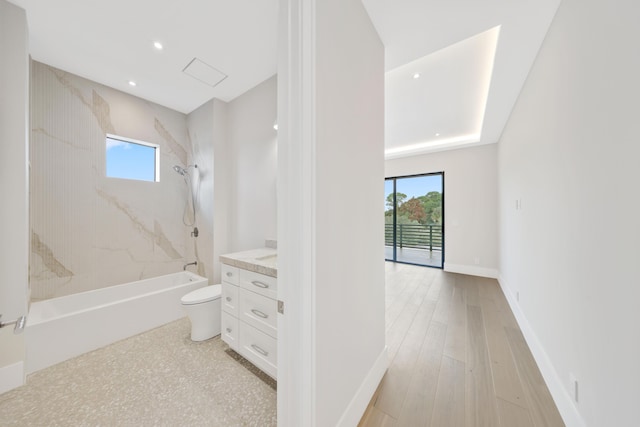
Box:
569;373;579;403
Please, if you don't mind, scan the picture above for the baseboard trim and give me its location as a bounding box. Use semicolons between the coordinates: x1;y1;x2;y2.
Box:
0;361;24;395
444;263;498;279
497;274;586;427
336;345;389;427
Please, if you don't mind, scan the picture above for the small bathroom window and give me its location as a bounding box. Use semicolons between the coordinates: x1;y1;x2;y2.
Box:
106;134;159;182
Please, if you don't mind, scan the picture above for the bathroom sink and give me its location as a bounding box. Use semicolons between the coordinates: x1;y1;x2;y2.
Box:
255;254;277;262
255;254;277;267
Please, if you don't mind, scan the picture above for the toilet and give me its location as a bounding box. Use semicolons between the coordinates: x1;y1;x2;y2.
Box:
181;284;222;341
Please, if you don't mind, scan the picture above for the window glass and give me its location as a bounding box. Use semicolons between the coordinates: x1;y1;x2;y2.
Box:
385;173;444;268
106;135;158;182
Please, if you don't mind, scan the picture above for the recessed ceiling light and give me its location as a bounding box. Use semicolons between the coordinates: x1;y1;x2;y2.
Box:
128;81;137;87
413;73;421;79
153;41;163;50
435;133;440;136
273;123;278;131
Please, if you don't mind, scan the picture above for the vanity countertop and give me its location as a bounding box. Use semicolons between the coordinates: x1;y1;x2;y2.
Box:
220;247;277;278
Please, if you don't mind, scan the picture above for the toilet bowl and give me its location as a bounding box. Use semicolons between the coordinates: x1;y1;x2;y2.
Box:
181;284;222;341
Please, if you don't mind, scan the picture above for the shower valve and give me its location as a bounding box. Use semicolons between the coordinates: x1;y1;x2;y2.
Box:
191;227;199;238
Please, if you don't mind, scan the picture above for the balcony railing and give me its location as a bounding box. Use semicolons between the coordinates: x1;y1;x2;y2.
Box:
385;224;443;251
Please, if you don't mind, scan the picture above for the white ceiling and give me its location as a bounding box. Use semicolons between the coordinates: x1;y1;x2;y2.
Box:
385;26;500;157
9;0;561;156
8;0;279;114
362;0;562;157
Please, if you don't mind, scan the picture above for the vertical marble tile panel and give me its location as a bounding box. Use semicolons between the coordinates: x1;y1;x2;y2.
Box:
29;61;204;300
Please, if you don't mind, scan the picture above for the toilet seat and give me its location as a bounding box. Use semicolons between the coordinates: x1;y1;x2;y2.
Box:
181;284;221;305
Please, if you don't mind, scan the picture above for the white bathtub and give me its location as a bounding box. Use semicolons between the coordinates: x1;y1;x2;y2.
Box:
26;271;207;374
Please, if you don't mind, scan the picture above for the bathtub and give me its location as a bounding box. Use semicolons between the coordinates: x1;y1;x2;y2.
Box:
26;271;207;374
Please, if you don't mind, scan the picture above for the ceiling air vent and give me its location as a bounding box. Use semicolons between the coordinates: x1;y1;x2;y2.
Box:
182;58;227;88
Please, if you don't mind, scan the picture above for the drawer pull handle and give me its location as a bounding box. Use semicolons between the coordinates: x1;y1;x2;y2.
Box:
226;297;232;302
226;272;233;277
226;327;232;333
251;309;268;319
251;280;269;289
251;344;269;356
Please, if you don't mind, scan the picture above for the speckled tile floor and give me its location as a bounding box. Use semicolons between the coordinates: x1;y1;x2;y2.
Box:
0;318;276;426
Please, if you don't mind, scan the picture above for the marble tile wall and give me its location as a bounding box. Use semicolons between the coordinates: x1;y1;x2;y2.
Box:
29;61;213;300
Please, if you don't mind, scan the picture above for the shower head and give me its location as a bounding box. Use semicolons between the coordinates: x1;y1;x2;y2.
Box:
173;164;198;176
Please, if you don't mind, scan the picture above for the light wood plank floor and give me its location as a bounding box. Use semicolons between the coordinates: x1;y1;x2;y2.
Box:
359;262;564;427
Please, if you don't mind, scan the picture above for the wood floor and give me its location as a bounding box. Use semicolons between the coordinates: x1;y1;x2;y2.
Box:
359;262;564;427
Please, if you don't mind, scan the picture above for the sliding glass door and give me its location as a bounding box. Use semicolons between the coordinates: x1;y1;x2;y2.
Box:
385;173;444;268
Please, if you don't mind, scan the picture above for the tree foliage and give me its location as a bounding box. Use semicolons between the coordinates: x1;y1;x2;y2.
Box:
399;198;426;223
385;190;442;225
386;192;406;210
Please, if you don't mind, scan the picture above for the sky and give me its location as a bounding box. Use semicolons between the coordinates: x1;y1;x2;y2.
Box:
385;173;442;202
106;137;156;182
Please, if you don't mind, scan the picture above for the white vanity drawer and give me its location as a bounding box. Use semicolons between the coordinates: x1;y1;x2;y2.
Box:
239;322;277;378
239;269;277;299
221;264;239;285
221;311;239;350
222;283;239;316
239;288;277;338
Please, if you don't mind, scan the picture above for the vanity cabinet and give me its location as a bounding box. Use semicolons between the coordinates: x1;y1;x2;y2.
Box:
220;262;277;378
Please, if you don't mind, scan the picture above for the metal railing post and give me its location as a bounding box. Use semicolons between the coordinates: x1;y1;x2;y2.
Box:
429;225;433;252
399;224;403;248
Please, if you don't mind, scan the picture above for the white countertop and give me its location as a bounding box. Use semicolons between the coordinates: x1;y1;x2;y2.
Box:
219;247;277;278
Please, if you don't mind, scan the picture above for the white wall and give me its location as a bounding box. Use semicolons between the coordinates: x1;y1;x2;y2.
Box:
0;0;29;393
498;0;640;425
186;100;215;281
227;76;278;252
209;99;231;285
277;0;387;424
386;144;498;277
315;0;387;419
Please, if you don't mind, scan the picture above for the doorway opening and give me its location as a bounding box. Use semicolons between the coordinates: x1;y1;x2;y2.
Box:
385;172;444;268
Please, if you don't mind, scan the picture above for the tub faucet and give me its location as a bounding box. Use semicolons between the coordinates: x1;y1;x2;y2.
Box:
183;261;197;271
